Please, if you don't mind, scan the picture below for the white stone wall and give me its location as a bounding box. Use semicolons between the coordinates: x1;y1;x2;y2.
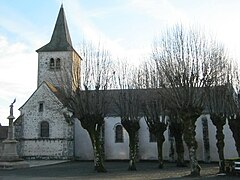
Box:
74;117;130;160
22;140;71;159
74;119;93;160
104;117;129;160
138;117;169;160
74;115;239;162
37;51;80;88
223;120;238;159
195;116;205;161
19;82;73;159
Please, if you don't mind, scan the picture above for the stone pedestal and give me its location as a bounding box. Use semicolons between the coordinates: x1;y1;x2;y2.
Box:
0;139;29;169
0;100;29;169
0;139;21;162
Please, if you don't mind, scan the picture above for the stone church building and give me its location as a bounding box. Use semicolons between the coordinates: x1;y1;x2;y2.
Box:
13;5;238;161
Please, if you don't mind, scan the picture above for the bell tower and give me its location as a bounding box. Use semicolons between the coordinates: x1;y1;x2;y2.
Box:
36;5;81;88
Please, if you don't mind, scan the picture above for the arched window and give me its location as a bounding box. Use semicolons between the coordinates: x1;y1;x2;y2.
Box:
40;121;49;138
56;58;61;70
50;58;55;70
115;124;123;143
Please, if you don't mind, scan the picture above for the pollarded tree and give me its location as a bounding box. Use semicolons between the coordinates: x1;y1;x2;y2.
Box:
142;93;167;169
206;86;228;173
56;41;114;172
225;62;240;157
139;60;185;167
114;61;141;171
204;45;233;173
168;113;186;167
152;24;228;176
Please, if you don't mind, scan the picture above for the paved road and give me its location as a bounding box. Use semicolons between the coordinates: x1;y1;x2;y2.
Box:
0;161;239;180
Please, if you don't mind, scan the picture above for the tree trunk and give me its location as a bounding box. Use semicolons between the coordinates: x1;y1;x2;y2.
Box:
80;114;106;173
128;131;138;171
156;133;165;168
168;130;175;162
175;135;186;167
122;118;140;171
211;114;226;173
216;125;225;173
182;117;201;176
150;122;167;169
229;116;240;157
169;122;185;167
202;116;210;163
89;131;107;172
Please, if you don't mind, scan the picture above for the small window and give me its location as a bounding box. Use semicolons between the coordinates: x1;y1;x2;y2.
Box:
39;102;44;112
40;121;49;138
115;125;123;143
149;131;157;142
50;58;55;70
56;58;61;70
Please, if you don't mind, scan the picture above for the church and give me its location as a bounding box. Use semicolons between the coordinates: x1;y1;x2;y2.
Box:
13;5;238;162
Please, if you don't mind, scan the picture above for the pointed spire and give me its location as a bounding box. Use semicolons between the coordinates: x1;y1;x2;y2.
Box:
37;5;73;52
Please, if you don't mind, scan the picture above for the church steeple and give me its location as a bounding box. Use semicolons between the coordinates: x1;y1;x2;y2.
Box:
36;5;81;88
36;5;73;52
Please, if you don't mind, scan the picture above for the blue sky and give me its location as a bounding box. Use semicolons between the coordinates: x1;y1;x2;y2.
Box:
1;0;240;125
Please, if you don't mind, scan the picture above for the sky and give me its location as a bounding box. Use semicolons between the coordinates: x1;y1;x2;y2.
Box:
1;0;240;125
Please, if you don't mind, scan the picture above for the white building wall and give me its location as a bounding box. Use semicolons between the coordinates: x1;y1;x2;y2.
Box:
74;119;93;160
74;117;130;160
74;114;238;162
139;118;157;160
206;115;218;161
195;116;204;161
104;117;129;160
22;140;69;159
223;119;238;159
19;83;73;159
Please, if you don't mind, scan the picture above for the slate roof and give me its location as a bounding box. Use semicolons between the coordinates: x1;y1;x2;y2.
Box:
36;5;74;52
45;81;67;105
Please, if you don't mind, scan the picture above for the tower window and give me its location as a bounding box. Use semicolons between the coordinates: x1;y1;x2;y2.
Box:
39;102;44;112
40;121;49;138
50;58;55;69
49;58;61;70
115;124;123;143
56;58;61;69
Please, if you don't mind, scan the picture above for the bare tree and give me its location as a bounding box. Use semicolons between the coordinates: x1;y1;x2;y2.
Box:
204;46;233;173
168;113;186;167
225;61;240;157
142;92;167;169
207;86;228;173
56;41;114;172
114;61;141;171
139;60;185;167
152;24;228;176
